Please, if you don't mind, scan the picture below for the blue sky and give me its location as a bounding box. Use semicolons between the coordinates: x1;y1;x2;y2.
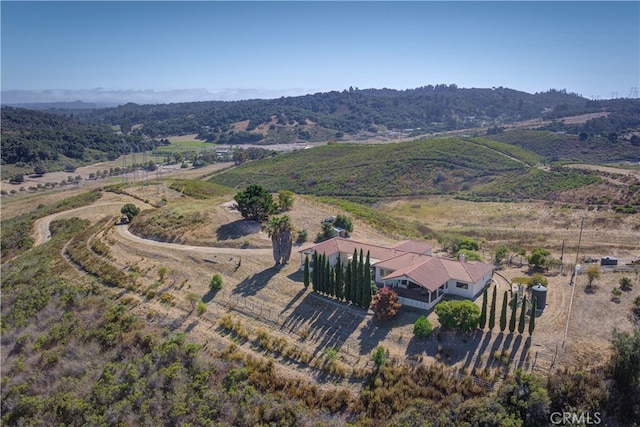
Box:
1;1;639;103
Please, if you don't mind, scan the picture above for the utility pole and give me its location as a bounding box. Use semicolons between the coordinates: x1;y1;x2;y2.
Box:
563;217;584;348
560;239;565;274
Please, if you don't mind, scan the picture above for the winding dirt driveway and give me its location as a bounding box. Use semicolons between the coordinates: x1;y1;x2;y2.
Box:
33;202;129;246
33;197;284;258
114;225;273;256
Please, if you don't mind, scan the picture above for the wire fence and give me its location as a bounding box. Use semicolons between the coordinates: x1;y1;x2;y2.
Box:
211;292;364;364
209;291;513;389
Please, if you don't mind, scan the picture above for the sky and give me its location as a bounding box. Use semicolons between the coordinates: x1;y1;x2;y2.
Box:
1;1;639;104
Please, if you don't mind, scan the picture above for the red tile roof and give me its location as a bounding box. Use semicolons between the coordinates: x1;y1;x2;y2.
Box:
301;237;493;292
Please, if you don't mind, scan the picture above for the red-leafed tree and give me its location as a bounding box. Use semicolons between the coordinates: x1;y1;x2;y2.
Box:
370;287;401;321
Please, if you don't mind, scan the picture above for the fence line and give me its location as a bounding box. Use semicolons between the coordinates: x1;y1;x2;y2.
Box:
207;291;562;382
210;292;363;363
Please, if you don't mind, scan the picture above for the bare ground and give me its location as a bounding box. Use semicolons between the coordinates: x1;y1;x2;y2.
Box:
26;181;640;387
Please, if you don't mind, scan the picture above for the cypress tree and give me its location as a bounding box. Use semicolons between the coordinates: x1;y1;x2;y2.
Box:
351;249;358;304
488;285;497;330
319;254;326;294
329;265;336;297
479;287;488;329
509;295;517;333
499;291;508;332
355;249;364;307
303;256;310;289
311;252;318;292
335;256;343;301
529;298;536;336
344;260;352;303
362;251;372;308
324;255;331;295
518;296;527;334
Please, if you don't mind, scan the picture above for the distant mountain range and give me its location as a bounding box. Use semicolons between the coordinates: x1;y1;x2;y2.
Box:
2;85;639;178
1;87;316;107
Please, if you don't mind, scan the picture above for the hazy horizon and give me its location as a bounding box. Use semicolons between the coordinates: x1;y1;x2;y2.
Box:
2;1;638;105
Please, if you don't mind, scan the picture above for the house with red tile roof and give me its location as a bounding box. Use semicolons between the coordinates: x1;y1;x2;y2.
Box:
299;237;493;310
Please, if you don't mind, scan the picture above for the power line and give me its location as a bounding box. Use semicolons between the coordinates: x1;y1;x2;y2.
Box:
563;217;584;348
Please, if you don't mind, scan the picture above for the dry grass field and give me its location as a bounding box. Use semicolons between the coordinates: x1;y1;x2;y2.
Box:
4;160;639;389
10;181;640;392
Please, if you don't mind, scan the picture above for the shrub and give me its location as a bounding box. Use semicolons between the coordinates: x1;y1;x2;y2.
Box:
210;274;223;292
435;300;480;332
121;203;140;221
196;301;207;316
611;288;622;303
586;265;601;289
619;277;633;291
334;214;353;233
371;346;386;368
296;229;308;244
413;316;433;338
158;266;168;282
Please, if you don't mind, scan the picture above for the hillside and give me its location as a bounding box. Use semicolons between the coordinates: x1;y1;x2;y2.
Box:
82;86;598;139
3;86;638;181
212;135;640;204
485;129;640;164
2;182;639;425
209;138;527;199
0;107;167;178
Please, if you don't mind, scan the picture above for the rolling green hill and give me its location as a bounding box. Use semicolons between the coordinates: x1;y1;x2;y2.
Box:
210;135;640;205
485;130;640;164
209;138;529;200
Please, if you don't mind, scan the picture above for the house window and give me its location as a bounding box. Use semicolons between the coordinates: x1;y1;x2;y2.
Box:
456;282;469;290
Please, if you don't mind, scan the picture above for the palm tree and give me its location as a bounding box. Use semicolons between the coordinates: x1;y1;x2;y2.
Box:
265;215;296;266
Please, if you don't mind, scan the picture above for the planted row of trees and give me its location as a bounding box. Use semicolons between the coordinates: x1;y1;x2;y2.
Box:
483;287;536;335
308;249;374;308
435;286;537;335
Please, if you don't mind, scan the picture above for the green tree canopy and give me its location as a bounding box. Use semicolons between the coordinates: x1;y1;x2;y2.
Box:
234;184;276;222
121;203;140;221
586;265;601;289
527;248;551;269
334;214;353;233
457;249;483;262
435;300;481;332
277;190;294;212
413;315;433;338
494;245;509;264
610;329;640;390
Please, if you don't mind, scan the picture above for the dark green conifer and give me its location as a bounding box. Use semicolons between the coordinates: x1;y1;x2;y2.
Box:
488;286;497;330
479;287;488;329
518;296;527;334
529;298;536;336
509;295;517;333
303;256;310;289
499;291;508;332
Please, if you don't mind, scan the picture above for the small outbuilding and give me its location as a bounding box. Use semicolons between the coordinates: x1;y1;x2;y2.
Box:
600;256;618;266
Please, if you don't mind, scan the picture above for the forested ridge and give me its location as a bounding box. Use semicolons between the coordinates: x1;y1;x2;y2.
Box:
0;107;164;167
3;85;639;175
80;86;604;138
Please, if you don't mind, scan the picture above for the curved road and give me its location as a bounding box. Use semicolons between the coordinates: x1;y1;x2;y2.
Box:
115;224;273;256
33;202;126;246
33;202;284;257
